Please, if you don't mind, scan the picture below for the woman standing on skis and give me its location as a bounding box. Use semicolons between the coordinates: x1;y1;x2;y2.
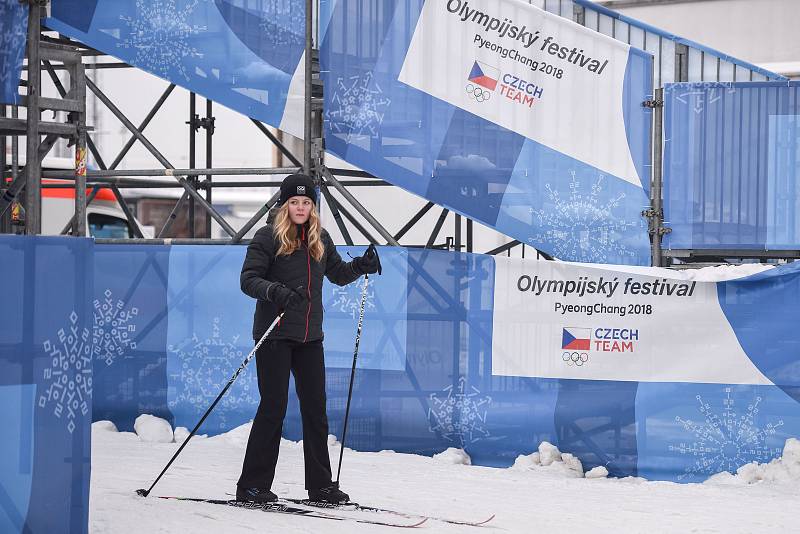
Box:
236;173;381;505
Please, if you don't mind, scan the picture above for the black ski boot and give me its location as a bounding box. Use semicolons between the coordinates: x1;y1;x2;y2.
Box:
236;487;278;503
308;483;350;504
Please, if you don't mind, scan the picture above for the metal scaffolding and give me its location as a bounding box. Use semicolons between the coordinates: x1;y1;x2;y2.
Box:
4;1;787;264
0;0;489;253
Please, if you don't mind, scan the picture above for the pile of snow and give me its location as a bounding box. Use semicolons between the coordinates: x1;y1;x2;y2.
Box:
538;441;561;465
134;414;174;443
209;421;253;448
92;420;118;433
705;438;800;486
585;466;609;479
174;426;207;443
432;447;471;465
511;442;584;477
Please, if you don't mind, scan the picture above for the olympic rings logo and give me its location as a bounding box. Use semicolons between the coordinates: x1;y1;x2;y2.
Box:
562;351;589;367
465;83;491;103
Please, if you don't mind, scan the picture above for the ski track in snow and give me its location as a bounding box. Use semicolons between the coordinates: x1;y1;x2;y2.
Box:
91;423;799;533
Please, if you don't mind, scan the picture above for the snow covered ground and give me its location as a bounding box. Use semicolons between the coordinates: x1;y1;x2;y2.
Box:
91;417;800;533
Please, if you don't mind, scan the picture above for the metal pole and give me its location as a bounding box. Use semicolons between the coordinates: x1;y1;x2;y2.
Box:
251;119;302;168
42;176;384;188
230;190;280;244
304;0;312;174
486;240;521;256
454;213;461;251
73;61;87;236
323;168;399;246
157;191;189;239
43;166;299;178
651;87;665;267
24;1;42;235
393;201;434;241
426;208;449;248
466;218;473;253
0;104;7;233
188;92;196;238
335;201;378;244
320;183;354;246
205;98;213;238
335;273;369;485
0;107;21;223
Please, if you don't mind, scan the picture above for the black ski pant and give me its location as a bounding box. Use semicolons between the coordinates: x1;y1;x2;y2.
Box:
238;338;333;492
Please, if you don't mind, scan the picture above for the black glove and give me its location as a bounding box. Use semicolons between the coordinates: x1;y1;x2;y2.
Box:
268;283;307;310
353;244;382;275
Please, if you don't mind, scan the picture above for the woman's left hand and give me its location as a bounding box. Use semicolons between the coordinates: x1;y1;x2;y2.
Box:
353;244;382;275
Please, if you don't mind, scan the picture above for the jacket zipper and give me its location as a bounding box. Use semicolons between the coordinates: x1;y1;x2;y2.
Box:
303;226;311;342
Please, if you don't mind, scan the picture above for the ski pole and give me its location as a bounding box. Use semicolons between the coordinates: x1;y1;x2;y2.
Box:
334;273;369;485
136;312;284;497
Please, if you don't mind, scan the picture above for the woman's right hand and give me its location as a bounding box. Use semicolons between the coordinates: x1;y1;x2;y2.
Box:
268;284;307;310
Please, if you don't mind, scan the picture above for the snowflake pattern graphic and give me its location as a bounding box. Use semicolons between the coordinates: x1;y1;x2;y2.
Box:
117;0;206;81
38;312;93;434
674;83;737;114
93;289;139;366
669;388;785;481
258;0;304;48
528;171;643;263
326;72;391;141
329;277;376;320
428;377;492;447
168;318;257;429
0;1;28;100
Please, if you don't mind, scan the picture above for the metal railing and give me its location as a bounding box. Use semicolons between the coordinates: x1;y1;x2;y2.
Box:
528;0;786;86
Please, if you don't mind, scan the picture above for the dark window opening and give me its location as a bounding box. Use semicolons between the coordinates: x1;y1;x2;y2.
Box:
88;213;132;238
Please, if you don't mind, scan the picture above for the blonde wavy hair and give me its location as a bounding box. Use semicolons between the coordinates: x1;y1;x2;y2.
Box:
273;201;324;262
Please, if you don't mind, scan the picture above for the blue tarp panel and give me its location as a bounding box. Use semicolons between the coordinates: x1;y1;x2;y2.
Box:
664;81;800;250
0;236;92;534
46;0;307;135
0;0;28;105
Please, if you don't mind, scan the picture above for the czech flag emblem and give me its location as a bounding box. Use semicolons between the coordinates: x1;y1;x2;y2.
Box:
562;327;591;350
468;61;499;91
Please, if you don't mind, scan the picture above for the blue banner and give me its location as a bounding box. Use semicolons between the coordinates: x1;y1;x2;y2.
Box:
663;81;800;250
320;0;653;265
81;242;799;482
46;0;307;136
92;245;172;431
0;0;28;105
5;237;800;492
0;236;92;534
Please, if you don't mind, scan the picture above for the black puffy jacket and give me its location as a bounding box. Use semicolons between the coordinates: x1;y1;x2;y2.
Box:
241;224;362;341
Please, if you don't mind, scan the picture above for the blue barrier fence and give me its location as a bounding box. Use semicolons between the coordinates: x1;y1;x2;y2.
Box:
4;235;800;533
0;236;92;534
664;82;800;250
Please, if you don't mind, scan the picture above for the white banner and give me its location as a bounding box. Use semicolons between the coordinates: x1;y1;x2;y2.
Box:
398;0;643;188
491;258;772;385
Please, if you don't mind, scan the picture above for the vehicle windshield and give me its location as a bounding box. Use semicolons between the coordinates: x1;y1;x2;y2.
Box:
88;213;132;238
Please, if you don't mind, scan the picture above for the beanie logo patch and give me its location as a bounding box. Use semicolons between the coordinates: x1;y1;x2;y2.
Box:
297;186;306;194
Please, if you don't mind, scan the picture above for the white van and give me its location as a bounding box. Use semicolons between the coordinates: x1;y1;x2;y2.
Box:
4;153;151;238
